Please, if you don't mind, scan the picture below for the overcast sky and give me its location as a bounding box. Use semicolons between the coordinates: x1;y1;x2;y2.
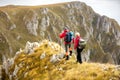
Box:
0;0;120;25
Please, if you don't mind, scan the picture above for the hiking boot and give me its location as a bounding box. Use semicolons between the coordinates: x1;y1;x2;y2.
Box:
79;61;82;64
77;60;82;64
65;55;69;60
69;51;72;56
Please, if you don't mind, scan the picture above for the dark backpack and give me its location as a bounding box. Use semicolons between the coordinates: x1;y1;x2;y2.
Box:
78;38;86;49
64;32;72;42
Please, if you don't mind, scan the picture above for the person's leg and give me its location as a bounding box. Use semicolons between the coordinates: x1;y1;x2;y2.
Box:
65;44;67;54
77;48;83;63
76;48;79;62
69;44;72;56
79;48;84;63
65;44;69;60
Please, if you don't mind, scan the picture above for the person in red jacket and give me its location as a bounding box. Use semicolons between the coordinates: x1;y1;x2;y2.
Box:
73;32;84;63
59;27;73;60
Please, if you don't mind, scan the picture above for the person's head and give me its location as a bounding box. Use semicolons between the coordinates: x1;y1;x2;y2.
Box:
75;32;80;37
64;26;69;30
64;27;69;32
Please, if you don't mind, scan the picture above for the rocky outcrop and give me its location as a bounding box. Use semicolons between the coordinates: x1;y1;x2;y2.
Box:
0;1;120;64
1;40;120;80
1;40;65;79
0;33;12;63
23;10;39;36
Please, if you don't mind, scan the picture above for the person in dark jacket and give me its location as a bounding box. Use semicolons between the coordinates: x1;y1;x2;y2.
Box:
59;27;73;60
73;32;84;63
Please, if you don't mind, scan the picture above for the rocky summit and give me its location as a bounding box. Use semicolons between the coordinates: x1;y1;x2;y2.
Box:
1;40;120;80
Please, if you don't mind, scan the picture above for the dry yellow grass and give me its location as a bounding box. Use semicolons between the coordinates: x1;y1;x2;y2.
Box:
2;40;120;80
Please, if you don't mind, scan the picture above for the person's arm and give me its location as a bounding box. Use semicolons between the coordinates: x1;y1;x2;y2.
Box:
74;37;80;49
59;31;65;38
72;37;74;43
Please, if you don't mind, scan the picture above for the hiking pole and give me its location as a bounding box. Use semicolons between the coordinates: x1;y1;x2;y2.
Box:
60;39;62;53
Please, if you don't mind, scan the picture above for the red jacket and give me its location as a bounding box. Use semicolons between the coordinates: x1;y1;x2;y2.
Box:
73;36;81;50
59;30;71;44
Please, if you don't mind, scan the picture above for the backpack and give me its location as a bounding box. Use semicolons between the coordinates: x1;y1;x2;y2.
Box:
78;38;86;49
64;32;72;42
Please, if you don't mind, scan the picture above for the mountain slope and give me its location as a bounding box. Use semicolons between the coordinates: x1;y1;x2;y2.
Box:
0;1;120;64
1;40;120;80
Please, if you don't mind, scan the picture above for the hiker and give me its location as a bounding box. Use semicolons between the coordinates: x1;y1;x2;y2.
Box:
73;32;86;63
59;27;73;60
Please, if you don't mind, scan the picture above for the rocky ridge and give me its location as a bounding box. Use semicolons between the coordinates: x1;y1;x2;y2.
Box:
1;40;120;80
0;1;120;64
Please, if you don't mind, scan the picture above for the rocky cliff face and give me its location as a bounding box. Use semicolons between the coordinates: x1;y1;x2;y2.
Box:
0;1;120;64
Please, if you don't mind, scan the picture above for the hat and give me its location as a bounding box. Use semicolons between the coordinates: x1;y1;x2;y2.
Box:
64;27;68;30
